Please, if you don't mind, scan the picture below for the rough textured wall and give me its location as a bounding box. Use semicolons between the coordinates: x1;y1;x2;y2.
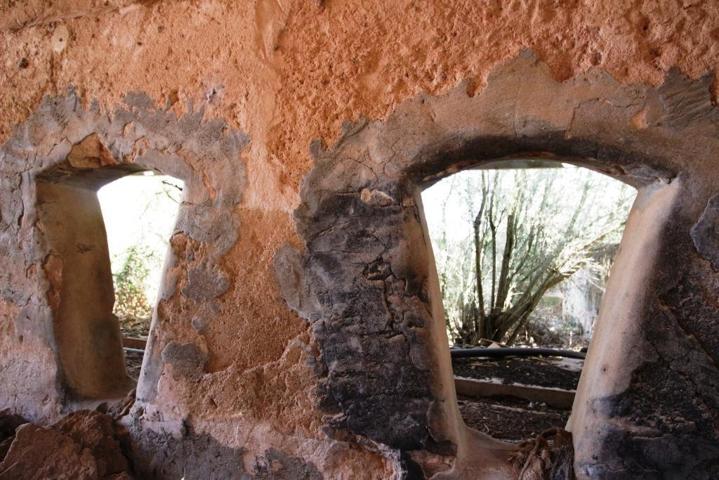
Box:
4;0;719;187
2;1;719;479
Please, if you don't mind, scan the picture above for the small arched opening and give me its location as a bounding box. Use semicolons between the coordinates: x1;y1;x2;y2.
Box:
36;144;184;401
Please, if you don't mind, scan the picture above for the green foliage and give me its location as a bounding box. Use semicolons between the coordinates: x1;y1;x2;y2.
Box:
112;245;156;320
425;165;635;346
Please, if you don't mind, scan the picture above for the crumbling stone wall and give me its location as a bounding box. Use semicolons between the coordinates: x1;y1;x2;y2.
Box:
0;90;248;414
2;2;719;479
276;55;719;477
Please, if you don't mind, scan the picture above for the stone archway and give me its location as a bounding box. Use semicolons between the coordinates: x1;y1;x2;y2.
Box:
0;91;247;421
276;53;719;478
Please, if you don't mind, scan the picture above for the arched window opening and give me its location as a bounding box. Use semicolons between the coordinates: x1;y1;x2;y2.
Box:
421;161;636;441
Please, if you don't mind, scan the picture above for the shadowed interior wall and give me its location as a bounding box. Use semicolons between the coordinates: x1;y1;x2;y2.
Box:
2;2;719;477
569;180;682;462
37;179;131;399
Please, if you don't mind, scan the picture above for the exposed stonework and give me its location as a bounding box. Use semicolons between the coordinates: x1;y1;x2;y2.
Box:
0;88;247;416
276;54;719;478
2;1;719;478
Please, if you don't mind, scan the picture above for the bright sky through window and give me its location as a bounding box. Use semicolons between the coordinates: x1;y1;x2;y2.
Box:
98;172;184;303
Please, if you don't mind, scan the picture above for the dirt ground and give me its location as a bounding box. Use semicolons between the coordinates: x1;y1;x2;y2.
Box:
453;357;581;390
457;394;571;442
453;356;581;441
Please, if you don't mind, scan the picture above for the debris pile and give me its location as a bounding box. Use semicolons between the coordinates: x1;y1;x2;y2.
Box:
511;428;574;480
0;410;134;480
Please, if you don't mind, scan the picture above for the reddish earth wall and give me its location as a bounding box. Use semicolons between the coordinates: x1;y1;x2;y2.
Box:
2;1;719;479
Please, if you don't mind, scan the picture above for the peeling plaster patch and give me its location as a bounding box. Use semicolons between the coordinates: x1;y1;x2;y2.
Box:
691;195;719;270
182;263;230;301
280;191;434;451
161;342;208;378
180;203;240;256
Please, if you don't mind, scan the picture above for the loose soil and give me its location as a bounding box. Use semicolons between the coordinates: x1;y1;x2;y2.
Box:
453;356;581;441
457;395;571;442
453;356;581;390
